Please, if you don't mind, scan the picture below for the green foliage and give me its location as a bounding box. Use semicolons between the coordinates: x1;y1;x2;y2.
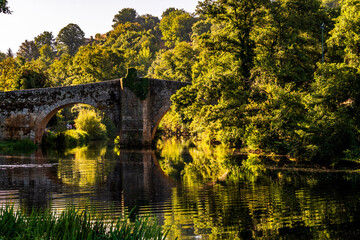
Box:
121;68;149;100
327;0;360;70
148;42;197;82
74;108;107;140
112;8;138;28
14;63;48;89
70;44;126;84
17;40;39;61
0;139;37;154
34;31;55;49
0;204;169;240
322;0;340;8
42;130;89;149
0;0;11;14
0;57;19;91
56;23;85;56
158;108;189;138
160;9;197;47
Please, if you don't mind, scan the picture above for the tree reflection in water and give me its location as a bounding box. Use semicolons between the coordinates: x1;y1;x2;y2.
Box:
1;140;360;238
156;138;360;239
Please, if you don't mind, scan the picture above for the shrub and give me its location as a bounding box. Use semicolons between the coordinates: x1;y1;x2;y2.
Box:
74;109;107;140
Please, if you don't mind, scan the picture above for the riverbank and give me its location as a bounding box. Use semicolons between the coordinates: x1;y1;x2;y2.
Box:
0;139;37;155
0;204;169;240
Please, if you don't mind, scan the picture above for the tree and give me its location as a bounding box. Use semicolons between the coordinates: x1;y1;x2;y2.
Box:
160;10;197;47
137;14;160;31
322;0;340;8
112;8;138;28
35;31;55;49
327;0;360;70
0;57;19;91
0;0;11;14
250;0;330;88
17;40;40;61
161;7;185;18
39;44;55;61
14;63;48;90
48;54;74;86
148;42;197;82
56;23;85;56
196;0;269;79
6;48;13;58
70;45;126;84
0;51;6;61
74;108;107;140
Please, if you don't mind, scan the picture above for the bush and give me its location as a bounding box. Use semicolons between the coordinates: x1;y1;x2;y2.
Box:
42;130;89;149
74;109;107;140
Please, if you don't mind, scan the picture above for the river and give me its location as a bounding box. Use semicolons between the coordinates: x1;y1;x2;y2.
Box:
0;139;360;239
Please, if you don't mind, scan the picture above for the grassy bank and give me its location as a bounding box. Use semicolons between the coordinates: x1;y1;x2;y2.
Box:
0;205;169;239
0;139;37;155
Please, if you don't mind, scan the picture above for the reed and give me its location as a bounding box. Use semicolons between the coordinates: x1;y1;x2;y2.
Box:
0;205;169;239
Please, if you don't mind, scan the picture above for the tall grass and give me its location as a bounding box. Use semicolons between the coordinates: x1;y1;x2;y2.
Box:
0;205;169;239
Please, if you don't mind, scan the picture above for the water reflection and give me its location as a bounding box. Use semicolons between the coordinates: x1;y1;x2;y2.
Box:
0;144;175;216
1;141;360;238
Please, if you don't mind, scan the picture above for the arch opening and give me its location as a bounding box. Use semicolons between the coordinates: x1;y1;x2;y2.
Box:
35;103;118;145
151;106;188;143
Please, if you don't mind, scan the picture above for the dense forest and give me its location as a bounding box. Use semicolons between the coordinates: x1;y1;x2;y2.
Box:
1;0;360;163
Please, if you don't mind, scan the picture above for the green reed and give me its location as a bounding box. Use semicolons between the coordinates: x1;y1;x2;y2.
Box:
0;205;169;239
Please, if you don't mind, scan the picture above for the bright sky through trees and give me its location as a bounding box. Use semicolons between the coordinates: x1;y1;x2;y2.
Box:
0;0;198;53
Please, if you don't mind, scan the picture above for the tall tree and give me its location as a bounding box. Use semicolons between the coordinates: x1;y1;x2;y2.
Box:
35;31;55;49
251;0;330;88
197;0;269;79
112;8;138;28
137;14;160;31
6;48;13;58
56;23;85;56
17;40;40;61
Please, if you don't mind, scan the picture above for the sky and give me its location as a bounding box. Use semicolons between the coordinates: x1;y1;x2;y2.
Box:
0;0;199;53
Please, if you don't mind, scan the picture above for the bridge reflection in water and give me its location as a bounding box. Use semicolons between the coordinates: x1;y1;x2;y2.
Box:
0;147;175;216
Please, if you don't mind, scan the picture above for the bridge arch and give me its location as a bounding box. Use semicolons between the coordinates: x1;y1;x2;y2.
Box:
33;100;117;144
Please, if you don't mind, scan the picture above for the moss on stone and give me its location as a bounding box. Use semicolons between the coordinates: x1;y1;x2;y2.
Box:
121;68;149;100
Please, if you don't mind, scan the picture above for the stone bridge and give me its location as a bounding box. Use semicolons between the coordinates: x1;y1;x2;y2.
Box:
0;70;189;147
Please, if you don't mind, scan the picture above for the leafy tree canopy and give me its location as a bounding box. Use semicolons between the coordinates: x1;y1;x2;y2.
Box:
17;40;40;62
56;23;85;56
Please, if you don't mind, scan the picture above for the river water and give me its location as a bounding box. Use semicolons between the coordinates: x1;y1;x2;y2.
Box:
1;140;360;239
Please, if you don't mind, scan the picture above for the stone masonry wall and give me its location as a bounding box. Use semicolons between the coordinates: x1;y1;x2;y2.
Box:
0;80;122;142
0;78;189;147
